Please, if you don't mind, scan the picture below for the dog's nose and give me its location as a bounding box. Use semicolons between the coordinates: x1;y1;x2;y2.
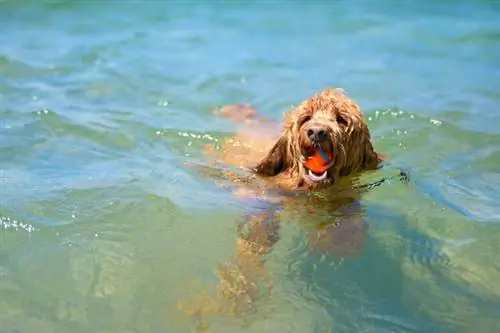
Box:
307;126;328;142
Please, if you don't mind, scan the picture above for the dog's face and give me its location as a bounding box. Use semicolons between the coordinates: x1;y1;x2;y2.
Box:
295;104;348;183
253;88;381;189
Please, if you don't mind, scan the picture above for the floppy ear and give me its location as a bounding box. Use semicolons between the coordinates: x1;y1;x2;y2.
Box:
253;133;291;176
362;138;383;170
339;117;383;176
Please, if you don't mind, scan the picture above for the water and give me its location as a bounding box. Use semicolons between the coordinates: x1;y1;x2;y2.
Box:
1;1;499;332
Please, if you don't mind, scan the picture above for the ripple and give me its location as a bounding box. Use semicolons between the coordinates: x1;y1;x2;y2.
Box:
449;30;500;45
0;216;36;233
437;173;500;222
408;234;451;268
1;1;500;331
28;108;136;150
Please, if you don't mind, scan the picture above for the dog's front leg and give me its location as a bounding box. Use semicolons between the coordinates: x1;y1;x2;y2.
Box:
213;104;260;124
236;204;282;257
308;200;369;256
176;205;282;330
215;203;282;315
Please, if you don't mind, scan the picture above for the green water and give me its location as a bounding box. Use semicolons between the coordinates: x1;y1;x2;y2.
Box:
1;1;499;332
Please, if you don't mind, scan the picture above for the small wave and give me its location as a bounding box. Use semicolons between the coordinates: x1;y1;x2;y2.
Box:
448;30;500;45
0;216;36;233
436;173;500;223
27;108;137;150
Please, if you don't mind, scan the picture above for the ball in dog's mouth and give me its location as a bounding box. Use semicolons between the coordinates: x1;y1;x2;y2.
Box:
301;147;334;182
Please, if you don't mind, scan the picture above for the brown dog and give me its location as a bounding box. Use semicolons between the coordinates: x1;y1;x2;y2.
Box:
208;87;383;188
182;87;386;329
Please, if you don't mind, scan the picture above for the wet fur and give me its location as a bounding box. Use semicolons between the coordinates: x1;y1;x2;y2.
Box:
183;87;384;329
252;87;382;187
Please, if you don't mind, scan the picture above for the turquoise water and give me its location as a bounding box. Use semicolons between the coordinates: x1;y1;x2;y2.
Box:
1;1;500;332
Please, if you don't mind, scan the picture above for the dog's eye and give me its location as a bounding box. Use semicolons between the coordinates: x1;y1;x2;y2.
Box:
299;115;311;127
336;114;348;127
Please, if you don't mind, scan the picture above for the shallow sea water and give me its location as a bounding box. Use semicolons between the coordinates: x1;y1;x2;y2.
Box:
1;1;500;332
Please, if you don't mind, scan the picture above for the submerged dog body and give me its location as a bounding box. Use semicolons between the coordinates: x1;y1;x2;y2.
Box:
207;87;383;255
184;87;384;327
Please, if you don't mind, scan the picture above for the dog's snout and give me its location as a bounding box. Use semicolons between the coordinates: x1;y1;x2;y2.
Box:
307;126;328;142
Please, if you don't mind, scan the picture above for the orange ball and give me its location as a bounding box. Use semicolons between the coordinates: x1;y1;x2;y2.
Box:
304;150;333;173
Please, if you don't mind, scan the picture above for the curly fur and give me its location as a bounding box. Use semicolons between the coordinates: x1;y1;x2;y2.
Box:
248;87;382;190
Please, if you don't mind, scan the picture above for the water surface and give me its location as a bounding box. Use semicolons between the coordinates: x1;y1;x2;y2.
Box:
1;1;500;332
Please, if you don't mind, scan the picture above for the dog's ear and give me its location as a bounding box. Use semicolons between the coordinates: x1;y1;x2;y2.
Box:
253;133;291;176
362;139;383;170
338;117;382;176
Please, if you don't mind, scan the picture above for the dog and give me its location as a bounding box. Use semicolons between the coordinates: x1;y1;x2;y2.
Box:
181;87;390;329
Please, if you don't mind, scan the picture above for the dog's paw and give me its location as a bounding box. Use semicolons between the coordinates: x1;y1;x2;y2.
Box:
213;104;258;123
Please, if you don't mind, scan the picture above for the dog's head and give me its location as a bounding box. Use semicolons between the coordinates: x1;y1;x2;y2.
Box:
253;87;381;188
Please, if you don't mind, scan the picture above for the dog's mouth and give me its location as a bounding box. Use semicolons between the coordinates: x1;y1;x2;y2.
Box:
300;146;335;183
305;168;328;182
